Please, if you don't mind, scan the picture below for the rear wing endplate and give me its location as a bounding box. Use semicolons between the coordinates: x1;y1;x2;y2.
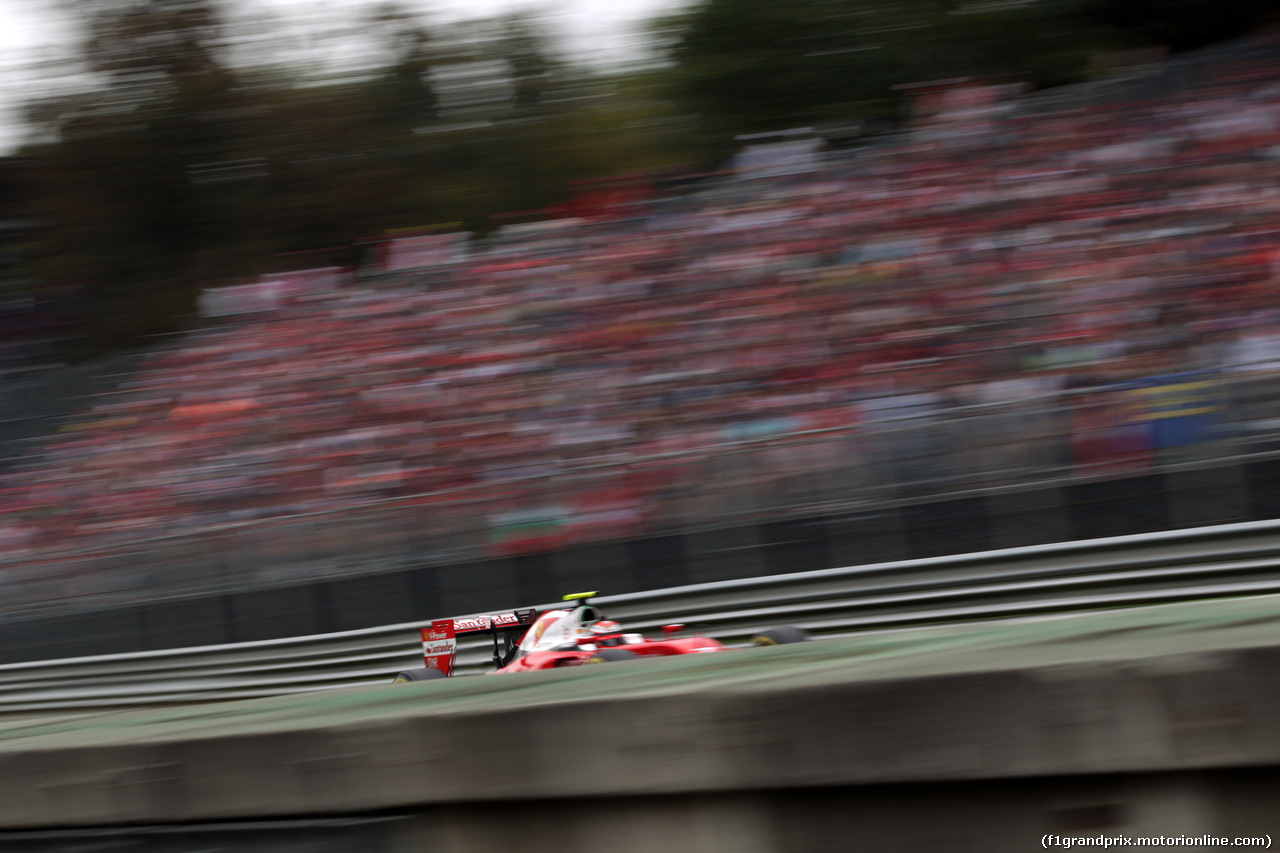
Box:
421;609;538;675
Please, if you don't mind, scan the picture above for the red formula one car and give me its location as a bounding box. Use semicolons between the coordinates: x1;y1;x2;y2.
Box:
392;591;808;682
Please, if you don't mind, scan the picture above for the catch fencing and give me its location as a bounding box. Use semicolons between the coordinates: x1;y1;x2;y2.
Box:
6;368;1280;621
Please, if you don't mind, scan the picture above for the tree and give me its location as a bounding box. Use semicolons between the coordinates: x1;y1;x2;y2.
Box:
366;3;440;134
23;0;257;352
13;0;704;358
1075;0;1280;52
659;0;1270;143
500;14;555;112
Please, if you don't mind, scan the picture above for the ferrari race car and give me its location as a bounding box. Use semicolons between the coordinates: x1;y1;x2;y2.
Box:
392;591;808;682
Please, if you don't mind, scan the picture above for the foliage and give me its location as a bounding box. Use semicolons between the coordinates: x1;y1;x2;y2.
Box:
660;0;1278;140
14;1;694;358
1075;0;1280;52
9;0;1277;359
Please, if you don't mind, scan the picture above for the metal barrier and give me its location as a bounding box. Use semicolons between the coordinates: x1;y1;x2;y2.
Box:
4;518;1280;712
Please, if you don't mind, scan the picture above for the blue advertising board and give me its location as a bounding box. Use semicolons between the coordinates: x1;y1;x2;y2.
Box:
1118;371;1222;449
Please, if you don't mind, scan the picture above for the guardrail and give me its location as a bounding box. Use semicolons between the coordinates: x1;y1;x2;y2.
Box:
4;517;1280;712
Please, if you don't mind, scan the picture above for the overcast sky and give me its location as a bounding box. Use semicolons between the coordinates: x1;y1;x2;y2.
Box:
0;0;683;153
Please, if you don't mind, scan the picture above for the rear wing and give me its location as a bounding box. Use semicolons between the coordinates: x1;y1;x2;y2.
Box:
421;609;538;675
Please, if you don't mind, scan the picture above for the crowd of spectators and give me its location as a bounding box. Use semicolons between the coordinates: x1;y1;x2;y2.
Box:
3;49;1280;568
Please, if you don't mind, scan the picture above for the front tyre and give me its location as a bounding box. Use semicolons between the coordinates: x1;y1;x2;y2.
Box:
751;626;810;646
393;667;448;683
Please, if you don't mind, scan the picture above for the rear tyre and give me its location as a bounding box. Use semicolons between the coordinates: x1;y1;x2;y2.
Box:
393;667;448;683
751;626;810;646
584;648;638;664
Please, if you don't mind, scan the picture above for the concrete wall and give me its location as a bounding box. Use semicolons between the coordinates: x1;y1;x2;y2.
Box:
1;641;1279;851
401;776;1279;853
6;778;1274;853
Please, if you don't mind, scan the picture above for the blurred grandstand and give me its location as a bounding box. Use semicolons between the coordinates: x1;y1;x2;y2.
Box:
2;39;1280;620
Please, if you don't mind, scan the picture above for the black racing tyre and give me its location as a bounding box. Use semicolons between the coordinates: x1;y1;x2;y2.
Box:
751;626;810;646
392;667;448;683
584;648;639;664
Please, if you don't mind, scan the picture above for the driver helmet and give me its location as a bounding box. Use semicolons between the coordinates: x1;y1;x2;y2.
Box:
589;619;625;647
